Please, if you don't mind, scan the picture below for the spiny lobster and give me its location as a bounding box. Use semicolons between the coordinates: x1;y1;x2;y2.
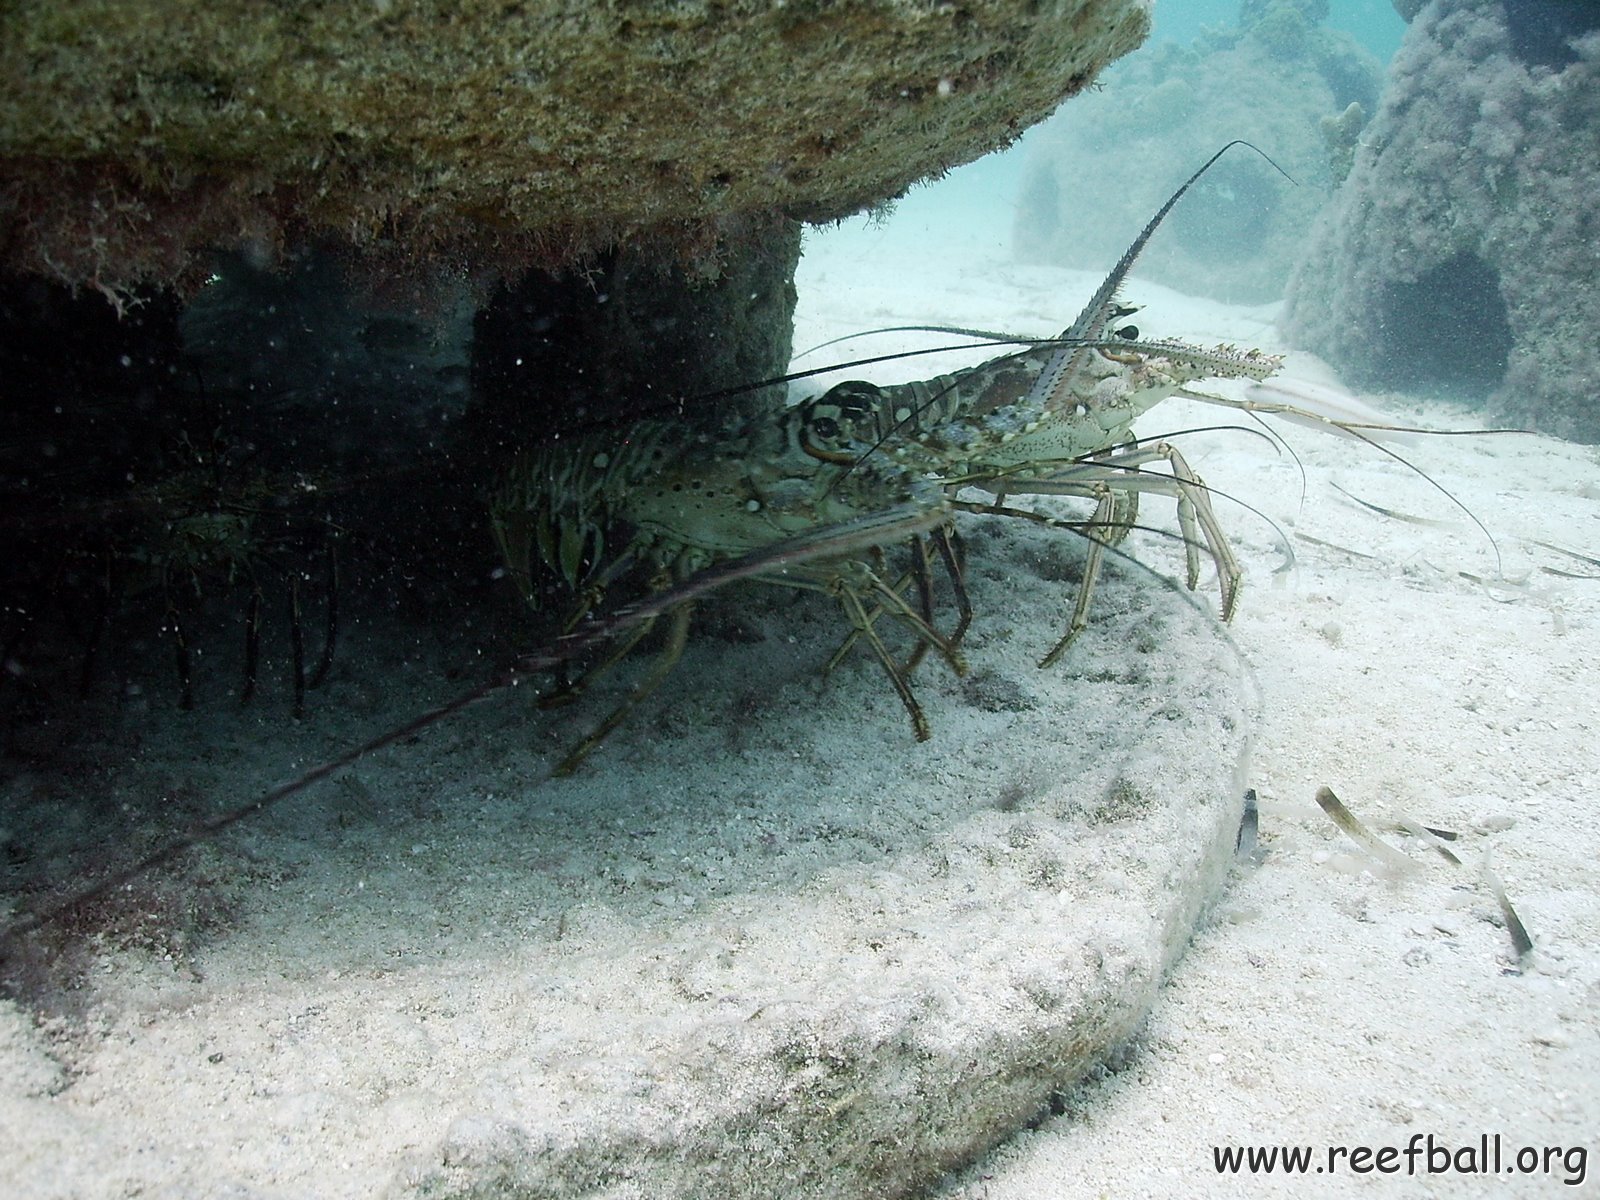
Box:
10;141;1446;943
489;142;1283;772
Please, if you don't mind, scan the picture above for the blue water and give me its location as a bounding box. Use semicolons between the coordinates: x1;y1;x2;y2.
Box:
1151;0;1405;61
820;0;1409;298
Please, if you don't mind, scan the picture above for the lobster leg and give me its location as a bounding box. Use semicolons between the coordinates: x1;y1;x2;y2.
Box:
900;535;938;675
539;609;660;710
956;488;1118;668
289;574;306;720
822;527;971;678
1047;441;1242;619
930;525;973;652
859;569;967;678
538;553;669;710
162;571;196;712
821;547;924;676
832;581;931;742
956;440;1242;668
309;540;338;691
1039;485;1118;668
553;601;694;776
241;586;262;705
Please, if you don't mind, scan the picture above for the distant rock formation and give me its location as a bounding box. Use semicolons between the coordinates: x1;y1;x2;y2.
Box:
1283;0;1600;440
1013;1;1381;304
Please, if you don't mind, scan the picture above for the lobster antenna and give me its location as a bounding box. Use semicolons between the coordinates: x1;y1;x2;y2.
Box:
795;323;1026;361
799;137;1293;379
1192;391;1511;575
1031;139;1294;412
822;140;1294;486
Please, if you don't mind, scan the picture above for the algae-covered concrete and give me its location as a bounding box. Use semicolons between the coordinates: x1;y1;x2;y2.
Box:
1;0;1149;294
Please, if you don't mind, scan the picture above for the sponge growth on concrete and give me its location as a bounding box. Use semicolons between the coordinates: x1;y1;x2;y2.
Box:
2;0;1149;294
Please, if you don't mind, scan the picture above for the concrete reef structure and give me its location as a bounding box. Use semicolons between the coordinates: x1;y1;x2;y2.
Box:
1013;0;1380;304
2;0;1149;296
1283;0;1600;440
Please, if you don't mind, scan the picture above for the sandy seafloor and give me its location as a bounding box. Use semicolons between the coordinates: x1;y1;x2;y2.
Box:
803;190;1600;1196
2;168;1598;1197
809;188;1600;1194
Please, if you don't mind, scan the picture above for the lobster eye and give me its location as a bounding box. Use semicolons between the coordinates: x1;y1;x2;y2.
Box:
797;405;855;462
1114;324;1139;341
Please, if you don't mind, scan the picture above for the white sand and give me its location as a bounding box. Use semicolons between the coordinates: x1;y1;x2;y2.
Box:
795;184;1599;1196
